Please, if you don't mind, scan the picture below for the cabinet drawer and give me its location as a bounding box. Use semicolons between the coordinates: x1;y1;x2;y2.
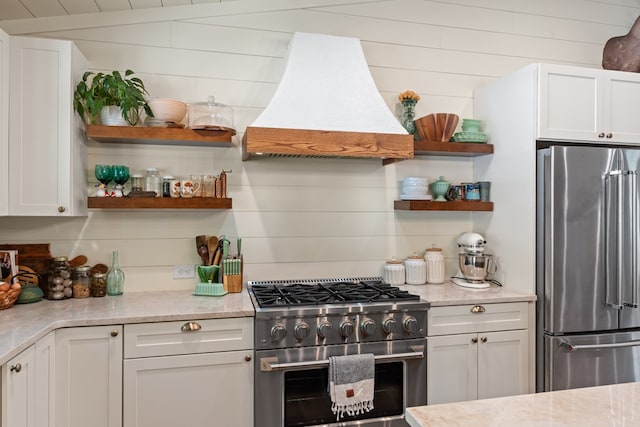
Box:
124;317;253;358
428;302;528;336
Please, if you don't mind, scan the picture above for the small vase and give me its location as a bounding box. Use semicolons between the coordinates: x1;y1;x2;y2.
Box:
432;176;451;202
106;250;125;295
401;99;417;135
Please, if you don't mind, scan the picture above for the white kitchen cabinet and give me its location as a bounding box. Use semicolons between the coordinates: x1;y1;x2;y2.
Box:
538;63;640;144
426;303;530;405
0;29;8;216
8;36;88;216
122;317;253;427
1;331;55;427
55;325;123;427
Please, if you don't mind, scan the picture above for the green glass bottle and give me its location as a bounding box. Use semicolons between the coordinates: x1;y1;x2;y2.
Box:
106;250;125;296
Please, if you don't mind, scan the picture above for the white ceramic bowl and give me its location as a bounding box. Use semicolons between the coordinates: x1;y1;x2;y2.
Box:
403;177;428;186
402;185;428;195
148;98;188;123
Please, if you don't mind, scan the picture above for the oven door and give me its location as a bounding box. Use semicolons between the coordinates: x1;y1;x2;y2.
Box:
255;338;426;427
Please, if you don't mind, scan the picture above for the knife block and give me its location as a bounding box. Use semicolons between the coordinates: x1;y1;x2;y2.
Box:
222;256;243;293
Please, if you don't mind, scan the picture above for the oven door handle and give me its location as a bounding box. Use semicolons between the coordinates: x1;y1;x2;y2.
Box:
260;350;424;372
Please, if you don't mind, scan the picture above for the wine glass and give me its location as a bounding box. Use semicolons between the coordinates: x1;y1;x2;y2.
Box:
94;165;113;197
112;165;130;197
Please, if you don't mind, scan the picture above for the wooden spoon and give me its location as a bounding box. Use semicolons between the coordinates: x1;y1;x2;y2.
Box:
69;255;88;267
207;236;219;266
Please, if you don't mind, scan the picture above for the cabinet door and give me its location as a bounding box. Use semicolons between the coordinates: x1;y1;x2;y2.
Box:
0;29;8;216
8;36;87;216
2;344;36;427
123;350;253;427
55;326;123;427
538;64;603;142
604;74;640;144
34;331;55;427
477;329;529;400
427;333;477;404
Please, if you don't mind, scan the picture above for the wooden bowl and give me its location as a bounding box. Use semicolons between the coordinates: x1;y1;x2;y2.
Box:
414;113;460;142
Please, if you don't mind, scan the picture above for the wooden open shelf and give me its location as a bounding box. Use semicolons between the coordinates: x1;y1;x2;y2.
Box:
394;200;493;211
85;125;235;147
88;197;232;209
413;140;493;156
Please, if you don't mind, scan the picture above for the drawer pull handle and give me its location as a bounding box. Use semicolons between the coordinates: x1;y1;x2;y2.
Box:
481;336;488;343
470;305;485;314
10;363;22;373
245;354;252;362
181;321;202;332
110;330;119;337
471;337;478;344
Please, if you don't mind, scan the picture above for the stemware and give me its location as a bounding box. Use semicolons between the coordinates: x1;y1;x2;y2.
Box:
112;165;130;197
94;164;113;197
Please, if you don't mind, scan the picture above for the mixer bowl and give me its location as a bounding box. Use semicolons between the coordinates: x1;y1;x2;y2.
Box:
458;253;494;282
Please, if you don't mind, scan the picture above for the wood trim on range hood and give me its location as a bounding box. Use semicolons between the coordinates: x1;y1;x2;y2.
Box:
242;32;413;161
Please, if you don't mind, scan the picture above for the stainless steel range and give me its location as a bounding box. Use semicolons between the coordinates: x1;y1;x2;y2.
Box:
248;277;428;427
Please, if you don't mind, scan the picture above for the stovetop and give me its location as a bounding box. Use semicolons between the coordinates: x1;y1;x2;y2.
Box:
249;277;419;308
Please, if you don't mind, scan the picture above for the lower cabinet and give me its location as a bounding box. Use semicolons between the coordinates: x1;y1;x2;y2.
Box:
427;302;531;405
55;325;123;427
1;331;55;427
122;317;254;427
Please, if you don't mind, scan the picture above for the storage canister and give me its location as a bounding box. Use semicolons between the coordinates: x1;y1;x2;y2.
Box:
404;254;427;285
425;247;445;284
144;167;162;197
72;265;91;298
48;256;72;300
383;258;405;285
91;272;107;297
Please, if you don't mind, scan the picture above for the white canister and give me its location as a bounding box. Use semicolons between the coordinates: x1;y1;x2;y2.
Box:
383;259;405;285
425;248;445;284
404;255;427;285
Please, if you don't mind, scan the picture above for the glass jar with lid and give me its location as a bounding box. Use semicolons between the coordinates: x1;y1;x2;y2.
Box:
130;173;144;193
48;256;72;300
187;96;235;132
144;168;162;197
72;265;91;298
91;272;107;297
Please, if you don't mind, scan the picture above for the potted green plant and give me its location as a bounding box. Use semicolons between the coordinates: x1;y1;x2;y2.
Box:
73;69;153;126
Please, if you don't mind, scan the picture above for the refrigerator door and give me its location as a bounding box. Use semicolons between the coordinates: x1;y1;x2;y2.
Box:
545;331;640;391
541;146;619;334
619;149;640;328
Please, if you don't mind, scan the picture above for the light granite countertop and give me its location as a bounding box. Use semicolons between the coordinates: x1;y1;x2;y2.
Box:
401;281;536;306
406;381;640;426
0;290;254;365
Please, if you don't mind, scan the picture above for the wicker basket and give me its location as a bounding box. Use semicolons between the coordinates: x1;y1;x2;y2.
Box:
0;286;22;310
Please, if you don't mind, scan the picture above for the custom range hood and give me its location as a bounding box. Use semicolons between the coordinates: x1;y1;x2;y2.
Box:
242;32;413;161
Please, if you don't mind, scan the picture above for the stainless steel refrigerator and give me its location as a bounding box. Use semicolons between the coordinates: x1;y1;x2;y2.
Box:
537;144;640;392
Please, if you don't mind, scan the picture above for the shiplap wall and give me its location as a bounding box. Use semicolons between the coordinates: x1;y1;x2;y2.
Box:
0;0;637;293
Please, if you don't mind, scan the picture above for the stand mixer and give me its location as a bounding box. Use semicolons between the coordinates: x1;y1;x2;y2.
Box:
452;232;497;289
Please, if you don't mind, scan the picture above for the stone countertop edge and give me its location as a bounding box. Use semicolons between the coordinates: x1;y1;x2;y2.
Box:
0;290;254;366
405;381;640;427
401;281;537;306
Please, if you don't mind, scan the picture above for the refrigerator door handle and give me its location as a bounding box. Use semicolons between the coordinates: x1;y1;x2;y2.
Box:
626;170;639;309
605;170;624;309
560;339;640;352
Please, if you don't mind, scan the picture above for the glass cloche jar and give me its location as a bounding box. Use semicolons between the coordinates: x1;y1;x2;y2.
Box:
187;96;235;133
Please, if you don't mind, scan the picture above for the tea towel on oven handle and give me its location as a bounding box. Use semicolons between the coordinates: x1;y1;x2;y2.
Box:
328;353;375;420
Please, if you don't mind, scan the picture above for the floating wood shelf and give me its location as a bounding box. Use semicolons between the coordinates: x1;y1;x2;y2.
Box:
88;197;232;209
394;200;493;211
383;141;493;164
85;125;235;147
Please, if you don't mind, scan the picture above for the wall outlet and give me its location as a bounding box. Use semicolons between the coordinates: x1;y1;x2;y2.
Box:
173;264;195;279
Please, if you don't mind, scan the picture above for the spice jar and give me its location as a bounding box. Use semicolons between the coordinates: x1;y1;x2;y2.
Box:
404;254;427;285
383;258;405;285
72;265;91;298
130;174;144;193
48;256;72;300
425;247;445;284
162;175;174;198
144;167;162;197
91;272;107;297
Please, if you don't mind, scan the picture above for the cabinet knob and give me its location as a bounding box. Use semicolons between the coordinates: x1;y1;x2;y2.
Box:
110;330;119;337
58;206;66;213
471;337;478;344
606;133;613;139
244;354;252;362
10;363;22;373
470;305;486;314
598;132;605;138
181;321;202;332
481;336;488;343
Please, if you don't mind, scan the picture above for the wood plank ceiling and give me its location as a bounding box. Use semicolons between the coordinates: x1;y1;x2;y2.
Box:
0;0;220;20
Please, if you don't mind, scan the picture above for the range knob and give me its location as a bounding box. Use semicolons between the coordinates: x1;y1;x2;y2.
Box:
270;324;287;341
339;320;354;338
294;322;310;340
403;316;419;334
360;318;376;337
382;318;398;334
317;321;333;339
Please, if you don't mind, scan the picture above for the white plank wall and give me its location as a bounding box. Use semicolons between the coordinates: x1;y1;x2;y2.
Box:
0;0;637;293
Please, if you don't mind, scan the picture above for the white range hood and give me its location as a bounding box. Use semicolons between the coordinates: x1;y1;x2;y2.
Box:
242;32;413;160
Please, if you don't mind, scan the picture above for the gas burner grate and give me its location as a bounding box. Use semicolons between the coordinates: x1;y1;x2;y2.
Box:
249;279;420;308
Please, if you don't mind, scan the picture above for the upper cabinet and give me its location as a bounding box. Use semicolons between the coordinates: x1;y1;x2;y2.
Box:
538;64;640;144
8;36;88;216
0;29;8;216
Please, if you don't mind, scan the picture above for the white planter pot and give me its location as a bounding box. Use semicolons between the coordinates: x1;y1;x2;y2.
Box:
100;106;129;126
